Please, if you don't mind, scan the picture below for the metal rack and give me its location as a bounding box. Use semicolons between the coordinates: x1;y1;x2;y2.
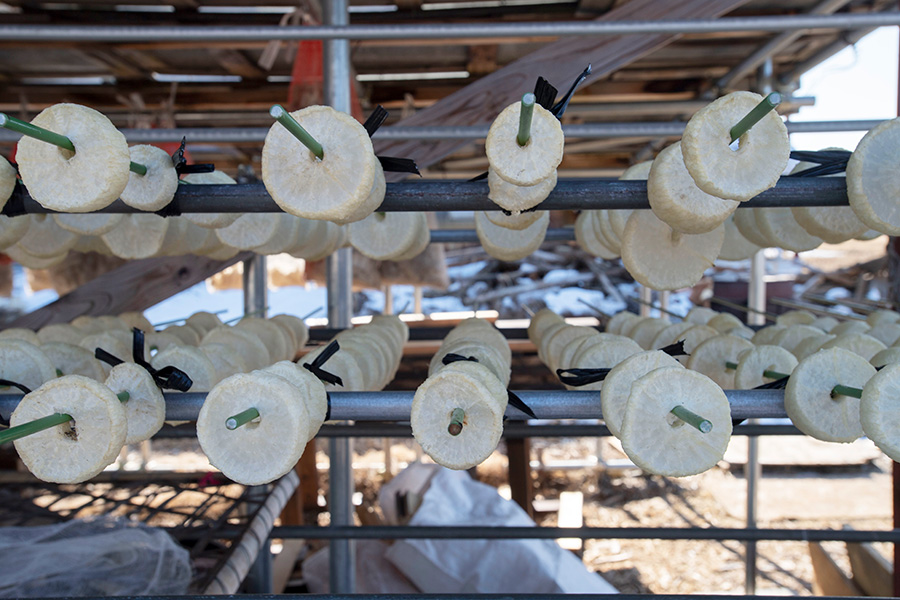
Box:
1;2;897;597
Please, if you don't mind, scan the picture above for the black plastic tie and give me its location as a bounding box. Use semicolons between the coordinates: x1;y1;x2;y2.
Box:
442;353;479;365
302;340;344;387
364;106;389;137
555;367;612;386
507;389;537;419
659;340;688;357
130;328;194;391
551;64;591;118
0;379;32;394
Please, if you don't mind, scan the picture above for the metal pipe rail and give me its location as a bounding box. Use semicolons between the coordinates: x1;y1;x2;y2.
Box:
5;177;848;215
0;389;788;422
270;525;900;543
0;119;883;144
0;12;898;42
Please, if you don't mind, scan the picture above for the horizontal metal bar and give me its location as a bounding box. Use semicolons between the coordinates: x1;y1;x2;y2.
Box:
0;120;882;144
0;389;786;422
271;525;900;543
152;421;802;439
30;595;881;600
5;177;848;214
430;228;573;243
0;12;897;42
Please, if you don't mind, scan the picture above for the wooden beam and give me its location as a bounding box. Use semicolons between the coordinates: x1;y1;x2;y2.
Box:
373;0;753;179
9;252;251;329
208;48;267;79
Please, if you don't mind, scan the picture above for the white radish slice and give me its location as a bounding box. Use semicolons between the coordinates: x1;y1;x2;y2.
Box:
270;314;309;353
574;211;618;260
5;248;68;270
556;331;602;375
155;218;190;257
629;318;671;350
775;324;825;355
73;235;111;255
608;161;652;240
593;210;622;254
334;159;385;226
104;362;165;444
755;208;822;253
706;312;744;333
80;332;130;364
475;209;549;262
682;91;789;202
785;347;874;442
151;345;219;391
411;361;507;470
0;328;39;346
685;306;718;325
485;101;563;187
443;321;511;365
621;210;723;291
295;221;343;262
146;331;182;356
847;117;900;234
0;215;29;251
647;142;738;234
17;215;79;258
40;342;105;381
751;325;786;346
53;214;123;236
11;375;127;483
37;324;83;346
350;212;426;260
725;325;755;340
673;324;719;361
185;311;224;335
650;321;695;349
391;223;430;261
789;152;867;243
303;342;366;392
734;344;798;389
262;360;328;433
215;213;283;251
236;317;291;362
686;334;754;388
429;340;510;386
733;208;772;248
830;320;871;337
163;324;201;346
262;105;376;222
867;309;900;328
182;171;239;229
541;325;597;372
487;167;557;214
718;213;761;261
70;316;101;333
776;310;816;326
252;215;304;256
793;333;835;360
819;333;886;361
120;145;178;211
286;219;330;259
605;311;640;336
0;339;57;390
867;322;900;347
620;367;732;477
102;214;169;260
566;337;643;391
527;308;564;344
197;371;311;485
602;350;683;438
871;348;900;368
16;103;129;212
203;327;271;371
486;209;544;231
860;363;900;460
0;154;14;207
333;335;382;391
371;314;409;345
200;342;249;379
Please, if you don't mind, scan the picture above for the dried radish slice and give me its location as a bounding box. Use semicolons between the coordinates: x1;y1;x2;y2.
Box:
567;337;643;391
734;344;797;389
605;311;640;336
411;361;507;470
350;211;426;261
11;375;127;483
751;325;785;346
866;322;900;347
542;325;598;372
151;345;219;391
755;208;822;252
776;324;824;355
707;313;744;333
17;215;79;258
262;105;376;222
303;342;366;392
0;154;14;208
200;343;248;379
793;333;835;360
733;208;771;248
197;371;311;485
236;317;291;362
40;342;105;381
811;316;839;333
334;158;385;226
594;210;622;254
163;324;201;347
601;350;683;438
686;334;754;388
648;142;738;234
485;101;563;187
429;340;510;386
775;310;816;327
475;209;549;262
830;320;871;337
37;324;83;346
271;314;309;352
53;213;123;236
105;362;165;444
16;103;129;212
102;214;169;260
391;223;430;261
486;209;544;231
784;347;873;442
182;171;239;229
682;91;789;202
860;363;900;460
120;145;178;211
608;161;651;239
215;213;283;251
527;308;564;344
182;311;222;336
487;167;556;214
629;318;671;350
0;339;58;390
867;309;900;328
718;213;761;261
620;367;732;477
575;211;617;260
819;333;886;361
262;360;328;433
0;328;39;346
847;118;900;235
650;321;695;349
685;307;718;325
621;210;723;291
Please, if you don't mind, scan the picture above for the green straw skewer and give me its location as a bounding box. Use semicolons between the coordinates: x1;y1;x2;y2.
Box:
226;407;260;430
0;390;130;446
729;92;782;144
0;112;149;176
270;105;324;160
670;405;713;434
516;93;536;147
448;407;465;436
831;384;863;399
723;361;789;381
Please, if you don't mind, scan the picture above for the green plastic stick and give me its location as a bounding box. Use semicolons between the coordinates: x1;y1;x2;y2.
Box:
670;405;713;434
270;104;324;160
831;384;862;399
226;407;260;430
448;407;465;436
0;412;72;446
725;361;739;370
729;92;782;143
116;391;130;403
55;369;63;377
0;112;148;175
762;369;790;380
516;93;536;147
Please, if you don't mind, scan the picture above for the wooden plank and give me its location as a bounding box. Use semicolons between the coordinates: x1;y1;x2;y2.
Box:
507;437;534;519
373;0;753;179
8;251;251;329
809;541;863;597
848;539;893;597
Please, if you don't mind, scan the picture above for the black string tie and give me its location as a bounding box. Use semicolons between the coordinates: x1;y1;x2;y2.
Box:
303;340;344;387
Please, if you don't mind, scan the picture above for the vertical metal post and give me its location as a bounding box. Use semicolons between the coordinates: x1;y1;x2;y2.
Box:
242;254;272;593
639;285;652;317
414;286;423;315
743;58;773;597
323;0;355;593
384;285;393;315
659;290;671;322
